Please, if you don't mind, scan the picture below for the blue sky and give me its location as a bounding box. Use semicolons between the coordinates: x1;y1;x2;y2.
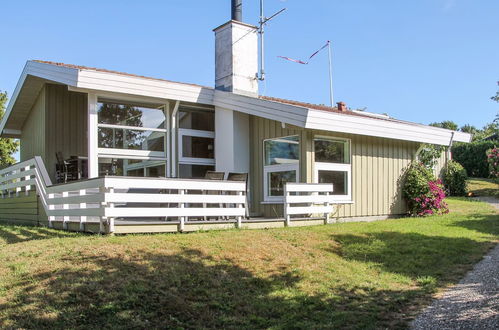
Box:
0;0;498;129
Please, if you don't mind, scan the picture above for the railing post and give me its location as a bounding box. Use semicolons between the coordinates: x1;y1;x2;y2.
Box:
79;189;86;231
99;186;106;234
62;191;69;230
179;189;185;232
284;184;290;227
324;191;330;225
48;193;55;228
15;169;20;197
236;190;243;228
108;187;115;234
25;165;31;196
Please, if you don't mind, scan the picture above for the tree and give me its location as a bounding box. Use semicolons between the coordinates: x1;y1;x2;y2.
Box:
429;120;459;131
459;124;478;135
0;91;19;166
491;81;499;103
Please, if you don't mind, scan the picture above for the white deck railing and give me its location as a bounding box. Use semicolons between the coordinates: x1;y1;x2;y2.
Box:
284;183;335;226
0;157;247;233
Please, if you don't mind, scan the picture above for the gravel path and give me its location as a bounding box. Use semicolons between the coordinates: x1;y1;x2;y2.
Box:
411;197;499;329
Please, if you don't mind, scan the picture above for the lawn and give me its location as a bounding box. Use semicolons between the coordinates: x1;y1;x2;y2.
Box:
0;198;497;329
468;177;499;198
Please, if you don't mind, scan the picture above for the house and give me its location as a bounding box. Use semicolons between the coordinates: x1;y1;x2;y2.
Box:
0;1;471;233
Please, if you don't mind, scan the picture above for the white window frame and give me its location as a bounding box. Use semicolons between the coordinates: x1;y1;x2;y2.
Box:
313;136;352;202
96;101;169;177
263;135;300;202
178;128;216;166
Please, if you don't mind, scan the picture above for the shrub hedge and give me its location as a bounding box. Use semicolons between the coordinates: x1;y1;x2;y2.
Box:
451;141;497;177
442;160;468;196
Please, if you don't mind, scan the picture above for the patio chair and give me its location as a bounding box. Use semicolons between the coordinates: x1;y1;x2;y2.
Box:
55;152;78;183
227;172;249;219
203;171;225;221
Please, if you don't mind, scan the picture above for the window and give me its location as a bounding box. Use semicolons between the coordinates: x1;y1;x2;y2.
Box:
263;136;300;201
177;105;215;177
98;158;166;177
97;101;168;177
314;137;352;201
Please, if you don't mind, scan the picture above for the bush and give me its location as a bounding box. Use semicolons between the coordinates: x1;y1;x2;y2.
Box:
403;162;449;216
442;160;468;196
486;147;499;179
452;141;496;177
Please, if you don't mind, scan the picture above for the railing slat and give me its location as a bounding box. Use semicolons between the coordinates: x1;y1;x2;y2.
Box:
104;193;245;204
106;207;246;218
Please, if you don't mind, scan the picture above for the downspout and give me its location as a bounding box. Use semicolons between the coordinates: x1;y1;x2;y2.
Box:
171;101;180;177
446;131;455;164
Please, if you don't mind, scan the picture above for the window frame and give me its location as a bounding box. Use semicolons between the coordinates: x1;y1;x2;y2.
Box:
313;136;353;202
262;135;300;202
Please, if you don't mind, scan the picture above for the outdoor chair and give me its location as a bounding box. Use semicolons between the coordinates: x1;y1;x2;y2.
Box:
55;152;78;183
203;171;225;221
227;172;249;219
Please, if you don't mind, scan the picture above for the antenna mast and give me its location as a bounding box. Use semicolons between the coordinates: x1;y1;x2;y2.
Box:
257;0;286;81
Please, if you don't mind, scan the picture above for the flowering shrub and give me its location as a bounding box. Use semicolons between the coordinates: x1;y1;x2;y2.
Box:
486;147;499;179
403;162;449;216
412;180;449;216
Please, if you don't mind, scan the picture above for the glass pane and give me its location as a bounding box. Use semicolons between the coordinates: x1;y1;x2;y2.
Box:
268;170;296;196
264;136;299;165
98;158;166;177
97;102;165;129
179;164;215;179
98;127;165;152
179;108;215;131
318;170;348;195
182;136;214;159
315;139;349;164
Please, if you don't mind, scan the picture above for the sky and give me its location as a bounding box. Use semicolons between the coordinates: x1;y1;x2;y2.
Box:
0;0;498;130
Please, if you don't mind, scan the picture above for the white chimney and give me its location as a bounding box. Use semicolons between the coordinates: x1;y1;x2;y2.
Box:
214;2;258;96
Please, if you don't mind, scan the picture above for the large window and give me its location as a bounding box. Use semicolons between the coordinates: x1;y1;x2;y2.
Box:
263;135;300;201
314;137;352;201
177;105;215;178
97;101;168;177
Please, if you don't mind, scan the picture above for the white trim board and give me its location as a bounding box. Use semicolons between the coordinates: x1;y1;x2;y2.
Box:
0;60;472;147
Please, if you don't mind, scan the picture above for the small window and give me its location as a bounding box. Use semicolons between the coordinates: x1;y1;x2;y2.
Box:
98;158;166;177
314;139;350;164
314;137;352;201
263;136;300;201
179;106;215;131
264;136;299;165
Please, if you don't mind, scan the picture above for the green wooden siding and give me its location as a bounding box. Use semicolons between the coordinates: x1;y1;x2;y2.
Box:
249;116;420;218
20;87;46;163
19;84;87;181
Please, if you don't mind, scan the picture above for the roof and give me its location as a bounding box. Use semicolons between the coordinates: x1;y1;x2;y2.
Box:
0;60;472;145
32;60;210;89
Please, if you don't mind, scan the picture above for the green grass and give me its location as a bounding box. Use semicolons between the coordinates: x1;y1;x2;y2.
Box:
0;198;498;329
468;177;499;198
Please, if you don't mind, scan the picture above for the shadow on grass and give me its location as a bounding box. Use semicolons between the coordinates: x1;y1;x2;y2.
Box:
329;231;494;285
451;213;499;237
0;225;78;245
1;248;430;329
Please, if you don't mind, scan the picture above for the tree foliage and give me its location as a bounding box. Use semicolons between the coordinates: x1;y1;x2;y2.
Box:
452;141;496;177
0;91;19;167
418;144;444;169
429;120;458;131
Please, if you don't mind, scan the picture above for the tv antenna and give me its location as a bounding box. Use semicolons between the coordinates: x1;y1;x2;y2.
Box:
257;0;286;81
